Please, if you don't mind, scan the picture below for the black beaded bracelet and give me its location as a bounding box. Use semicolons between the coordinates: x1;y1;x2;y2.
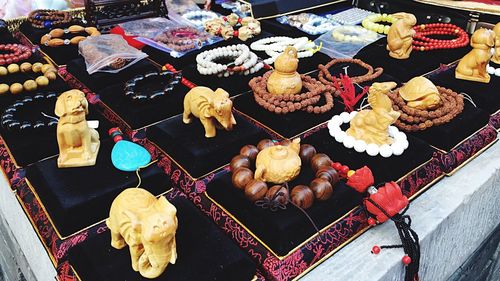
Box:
124;70;182;101
1;92;59;132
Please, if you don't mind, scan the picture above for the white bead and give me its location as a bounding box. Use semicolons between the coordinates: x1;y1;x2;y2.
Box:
354;140;367;153
340;112;351;123
391;142;405;156
349;111;358;119
379;145;392;158
334;131;346;143
388;126;399;137
329;126;341;136
332;115;343;126
366;144;379;156
487;66;495;75
343;135;355;148
495;68;500;77
394;131;407;142
401;139;409;149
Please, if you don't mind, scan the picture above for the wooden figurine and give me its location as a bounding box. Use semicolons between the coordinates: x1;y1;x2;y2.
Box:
106;188;178;279
399;77;441;110
183;86;236;138
492;22;500;64
347;82;400;145
267;46;303;95
254;138;301;184
386;13;417;59
456;28;495;83
55;89;100;168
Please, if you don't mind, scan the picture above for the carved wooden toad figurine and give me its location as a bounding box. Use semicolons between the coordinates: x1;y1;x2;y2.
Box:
107;188;178;279
456;28;495;83
399;77;441;110
255;138;301;184
347;82;400;145
183;86;237;138
55;89;100;168
492;23;500;65
267;46;302;95
386;13;417;59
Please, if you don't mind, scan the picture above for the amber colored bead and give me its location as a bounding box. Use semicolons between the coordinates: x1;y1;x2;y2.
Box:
310;178;333;201
310;153;332;172
231;167;254;190
245;180;268;202
299;144;316;163
230;155;251;171
291;185;314;209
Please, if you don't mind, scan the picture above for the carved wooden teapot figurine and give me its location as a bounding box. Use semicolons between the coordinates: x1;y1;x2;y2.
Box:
399;77;441;110
255;138;301;184
267;46;303;95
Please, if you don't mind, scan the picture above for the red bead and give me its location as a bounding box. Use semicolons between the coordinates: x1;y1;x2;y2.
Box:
340;165;350;174
371;246;381;254
233;30;239;37
402;255;412;265
367;217;377;225
332;162;342;170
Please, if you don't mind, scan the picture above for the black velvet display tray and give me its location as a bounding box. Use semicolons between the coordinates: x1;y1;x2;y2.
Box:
206;169;363;256
241;0;337;19
69;195;256;281
146;113;272;179
96;76;191;130
303;128;435;183
355;37;471;82
65;57;158;92
407;102;490;152
25;138;170;237
428;64;500;115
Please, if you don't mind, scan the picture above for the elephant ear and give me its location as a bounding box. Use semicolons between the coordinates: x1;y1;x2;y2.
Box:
214;88;230;98
157;196;177;216
122;210;141;233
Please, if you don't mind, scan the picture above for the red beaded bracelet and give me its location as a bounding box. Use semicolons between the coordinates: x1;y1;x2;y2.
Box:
412;23;469;51
0;44;32;66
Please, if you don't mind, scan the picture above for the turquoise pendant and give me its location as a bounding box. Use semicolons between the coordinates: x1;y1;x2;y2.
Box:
109;128;151;172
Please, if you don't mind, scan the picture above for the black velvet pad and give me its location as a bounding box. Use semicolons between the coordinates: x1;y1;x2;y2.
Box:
68;195;256;281
241;0;335;19
303;128;435;183
428;64;500;115
407;102;490;152
65;57;158;92
96;76;191;130
355;37;471;82
206;169;363;256
146;113;271;179
25;138;170;237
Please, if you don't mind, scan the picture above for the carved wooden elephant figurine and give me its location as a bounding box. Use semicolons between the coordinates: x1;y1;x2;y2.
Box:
106;188;178;279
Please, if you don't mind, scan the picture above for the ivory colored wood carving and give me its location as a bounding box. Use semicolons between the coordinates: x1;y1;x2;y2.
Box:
254;138;302;184
267;46;303;95
399;77;441;110
456;28;495;83
386;13;417;59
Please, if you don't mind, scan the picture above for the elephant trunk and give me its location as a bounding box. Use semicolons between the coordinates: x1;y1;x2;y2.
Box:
138;241;170;279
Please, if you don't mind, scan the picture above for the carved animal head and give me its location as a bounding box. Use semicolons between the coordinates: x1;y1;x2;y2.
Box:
140;197;178;245
55;89;88;118
470;28;494;50
210;88;236;131
392;12;416;27
368;82;397;113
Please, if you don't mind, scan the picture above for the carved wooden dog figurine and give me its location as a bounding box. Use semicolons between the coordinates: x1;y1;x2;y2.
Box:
55;89;100;168
107;188;178;279
386;13;416;59
183;86;236;138
456;28;495;83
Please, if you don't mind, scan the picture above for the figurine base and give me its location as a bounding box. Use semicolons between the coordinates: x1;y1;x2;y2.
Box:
57;142;100;168
388;51;411;60
455;72;491;83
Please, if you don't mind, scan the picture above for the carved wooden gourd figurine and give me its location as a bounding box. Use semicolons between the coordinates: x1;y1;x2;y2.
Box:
267;46;302;95
455;28;495;83
254;138;301;184
492;22;500;65
386;13;416;59
107;188;178;279
399;77;441;110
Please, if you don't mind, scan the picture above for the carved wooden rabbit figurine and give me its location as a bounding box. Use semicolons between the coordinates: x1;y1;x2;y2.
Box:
456;28;495;83
492;23;500;65
347;82;400;145
183;86;237;138
267;46;303;95
386;13;417;59
254;138;301;184
106;188;178;279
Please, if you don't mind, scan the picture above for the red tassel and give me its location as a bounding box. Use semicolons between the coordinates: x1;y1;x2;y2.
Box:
346;166;374;193
333;74;369;112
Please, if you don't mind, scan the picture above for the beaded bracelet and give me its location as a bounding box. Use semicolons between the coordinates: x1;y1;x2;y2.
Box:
40;25;101;47
0;44;32;66
28;9;72;29
249;71;334;114
387;86;464;131
1;92;59;132
250;36;318;65
154;27;209;52
196;44;265;77
486;64;500;77
318;58;383;88
412;23;469;51
331;26;378;43
182;10;218;26
362;13;395;35
0;62;57;95
124;70;182;101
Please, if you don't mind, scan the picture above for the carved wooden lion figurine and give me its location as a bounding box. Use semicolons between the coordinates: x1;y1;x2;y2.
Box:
456;28;495;83
106;188;178;279
183;86;236;138
55;89;100;168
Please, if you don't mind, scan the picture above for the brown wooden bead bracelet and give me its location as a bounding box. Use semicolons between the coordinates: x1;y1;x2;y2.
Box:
28;9;72;29
318;58;383;89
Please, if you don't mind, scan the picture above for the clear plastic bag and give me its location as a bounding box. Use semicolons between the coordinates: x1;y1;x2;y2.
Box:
118;17;172;38
276;13;337;35
314;25;382;58
78;34;148;74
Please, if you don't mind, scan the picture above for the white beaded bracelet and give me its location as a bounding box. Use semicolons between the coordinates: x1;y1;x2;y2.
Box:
301;17;336;35
331;26;378;44
196;44;264;77
182;10;218;26
486;64;500;77
250;36;318;64
327;112;409;158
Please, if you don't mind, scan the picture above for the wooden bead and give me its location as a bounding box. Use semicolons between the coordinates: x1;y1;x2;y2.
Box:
32;63;43;73
299;144;316;163
35;76;49;86
265;185;289;205
291;185;314;209
311;153;332;172
7;64;19;74
232;167;254;190
240;145;259;161
315;166;339;186
10;83;23;94
41;64;55;74
244;180;268;202
0;67;7;76
0;84;9;95
20;62;32;73
257;139;274;151
310;178;333;201
44;71;57;81
23;80;37;91
230;155;251;171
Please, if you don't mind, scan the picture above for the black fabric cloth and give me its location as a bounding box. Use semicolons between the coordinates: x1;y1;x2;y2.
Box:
206;169;363;256
65;57;158;92
68;195;256;281
242;0;337;19
147;113;271;179
25;138;170;237
303;128;435;183
428;64;500;115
